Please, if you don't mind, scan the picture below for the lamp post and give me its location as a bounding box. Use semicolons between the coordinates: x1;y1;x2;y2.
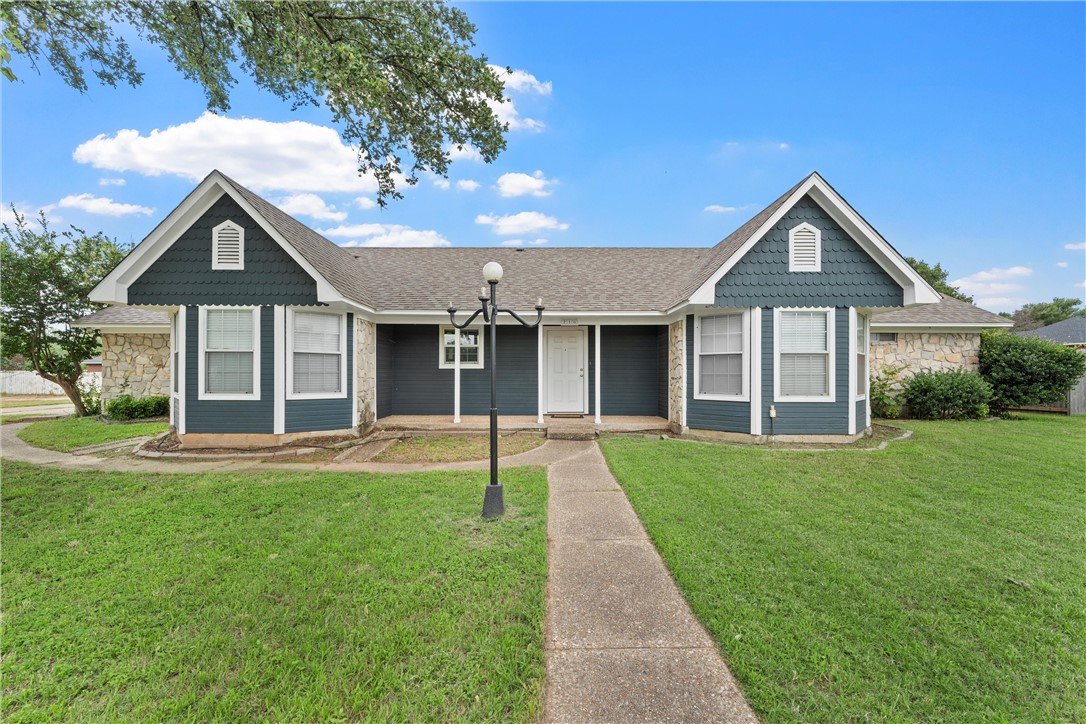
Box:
448;262;544;518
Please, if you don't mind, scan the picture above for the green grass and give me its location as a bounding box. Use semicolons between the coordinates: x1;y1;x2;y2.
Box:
600;415;1086;722
16;416;168;451
0;397;70;409
374;434;546;464
1;462;548;721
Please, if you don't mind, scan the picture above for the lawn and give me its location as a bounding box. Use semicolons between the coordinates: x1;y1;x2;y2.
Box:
0;396;70;409
600;415;1086;722
1;462;548;721
373;434;546;464
17;416;168;451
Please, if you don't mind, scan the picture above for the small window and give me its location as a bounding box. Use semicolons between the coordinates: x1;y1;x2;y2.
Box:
200;307;259;399
855;314;867;398
776;309;834;401
439;326;483;369
788;222;822;273
212;220;244;270
872;332;898;343
696;313;746;399
289;310;346;398
171;312;179;395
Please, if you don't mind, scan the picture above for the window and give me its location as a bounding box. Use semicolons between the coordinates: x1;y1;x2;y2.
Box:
212;220;244;270
788;222;822;272
872;332;898;343
856;314;867;398
775;308;835;401
199;307;259;399
288;309;346;398
439;326;484;369
171;311;179;394
695;313;747;399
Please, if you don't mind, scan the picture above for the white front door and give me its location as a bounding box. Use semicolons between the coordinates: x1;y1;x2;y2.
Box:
546;328;586;413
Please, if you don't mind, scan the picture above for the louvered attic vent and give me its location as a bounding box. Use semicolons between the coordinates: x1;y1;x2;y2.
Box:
212;220;244;270
788;222;821;272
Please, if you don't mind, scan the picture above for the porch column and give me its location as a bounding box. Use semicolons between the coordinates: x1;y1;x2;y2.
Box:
453;327;461;423
537;324;544;424
594;324;601;424
668;318;686;433
355;317;377;430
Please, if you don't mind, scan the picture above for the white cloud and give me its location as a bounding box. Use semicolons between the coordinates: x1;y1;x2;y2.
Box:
55;193;153;217
951;266;1034;305
1064;242;1086;251
98;177;126;186
488;65;552;95
355;196;376;210
318;223;451;248
73;111;383;194
275;193;346;221
431;176;451;190
488;98;545;132
500;238;548;247
496;170;555;198
704;204;738;213
447;144;482;162
1077;281;1086;289
1057;261;1069;268
778;143;790;150
456;180;480;192
475;211;569;236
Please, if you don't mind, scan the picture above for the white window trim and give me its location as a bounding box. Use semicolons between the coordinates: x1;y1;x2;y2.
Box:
773;307;836;403
211;219;245;270
286;308;348;400
438;325;484;370
197;305;261;401
856;313;868;401
693;309;750;402
788;222;822;273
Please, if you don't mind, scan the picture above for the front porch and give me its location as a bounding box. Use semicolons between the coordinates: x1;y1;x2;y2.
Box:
375;414;671;439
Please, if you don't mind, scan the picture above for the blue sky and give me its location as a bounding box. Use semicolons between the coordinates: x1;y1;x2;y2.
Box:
3;2;1083;312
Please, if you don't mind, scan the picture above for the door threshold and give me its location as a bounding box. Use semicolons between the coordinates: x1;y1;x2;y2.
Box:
548;413;585;419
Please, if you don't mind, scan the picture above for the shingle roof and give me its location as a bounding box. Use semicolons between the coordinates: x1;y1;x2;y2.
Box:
1014;315;1086;344
870;295;1011;327
71;306;169;328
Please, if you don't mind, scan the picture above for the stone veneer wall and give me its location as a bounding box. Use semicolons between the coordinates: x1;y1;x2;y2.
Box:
355;317;377;430
869;332;981;389
667;320;685;430
101;332;171;404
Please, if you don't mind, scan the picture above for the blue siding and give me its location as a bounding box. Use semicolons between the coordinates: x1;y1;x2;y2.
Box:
284;313;354;433
856;398;868;432
377;325;453;416
762;308;850;435
129;195;320;306
185;305;274;433
461;326;538;416
715;195;904;309
657;326;669;419
685;315;751;433
600;326;664;416
375;324;396;420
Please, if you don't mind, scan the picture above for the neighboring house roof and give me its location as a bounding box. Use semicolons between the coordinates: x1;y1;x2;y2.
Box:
1014;315;1086;345
83;355;102;365
71;306;170;329
869;295;1012;329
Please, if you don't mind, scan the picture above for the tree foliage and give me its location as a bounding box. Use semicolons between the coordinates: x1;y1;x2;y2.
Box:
979;330;1086;414
903;257;973;303
0;210;129;415
1;1;507;202
1003;297;1085;332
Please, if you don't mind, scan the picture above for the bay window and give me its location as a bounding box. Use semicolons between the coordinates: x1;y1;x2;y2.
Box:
775;308;835;402
694;312;747;399
856;314;868;398
288;309;346;398
199;306;260;399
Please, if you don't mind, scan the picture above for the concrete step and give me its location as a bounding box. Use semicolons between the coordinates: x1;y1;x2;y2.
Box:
547;428;599;441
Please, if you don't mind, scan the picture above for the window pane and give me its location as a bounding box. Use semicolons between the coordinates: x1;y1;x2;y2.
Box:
206;351;254;394
294;352;340;394
700;314;742;355
294;312;340;353
700;353;742;395
780;353;828;396
444;346;456;364
460;346;479;364
856;353;866;396
460;329;479;347
780;311;828;353
443;328;457;347
206;309;253;351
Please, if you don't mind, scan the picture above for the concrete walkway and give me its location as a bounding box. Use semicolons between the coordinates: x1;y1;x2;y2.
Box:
544;443;756;722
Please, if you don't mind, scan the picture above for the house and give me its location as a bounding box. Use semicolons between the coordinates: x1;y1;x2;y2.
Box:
79;169;1010;446
1014;316;1086;415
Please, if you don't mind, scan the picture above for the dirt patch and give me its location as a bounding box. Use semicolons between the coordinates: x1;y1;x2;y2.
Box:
141;433;358;456
372;434;546;464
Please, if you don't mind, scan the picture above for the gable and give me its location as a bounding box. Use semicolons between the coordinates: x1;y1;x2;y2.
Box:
713;195;904;308
127;195;320;306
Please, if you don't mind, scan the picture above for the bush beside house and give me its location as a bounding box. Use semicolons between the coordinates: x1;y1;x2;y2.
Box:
979;331;1086;415
901;370;992;420
104;394;170;421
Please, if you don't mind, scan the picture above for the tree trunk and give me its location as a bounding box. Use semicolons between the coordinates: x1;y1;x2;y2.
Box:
54;377;87;417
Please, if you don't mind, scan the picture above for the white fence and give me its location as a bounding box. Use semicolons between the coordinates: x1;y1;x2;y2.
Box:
0;371;101;395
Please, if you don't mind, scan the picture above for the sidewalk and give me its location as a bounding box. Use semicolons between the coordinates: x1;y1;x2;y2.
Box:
544;443;756;722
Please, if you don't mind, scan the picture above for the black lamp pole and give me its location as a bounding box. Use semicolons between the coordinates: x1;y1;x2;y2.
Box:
448;262;544;518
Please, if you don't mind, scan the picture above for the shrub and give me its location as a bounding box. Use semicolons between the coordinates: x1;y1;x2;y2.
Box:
105;394;170;421
870;364;907;419
77;376;101;416
901;370;992;420
980;330;1086;415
